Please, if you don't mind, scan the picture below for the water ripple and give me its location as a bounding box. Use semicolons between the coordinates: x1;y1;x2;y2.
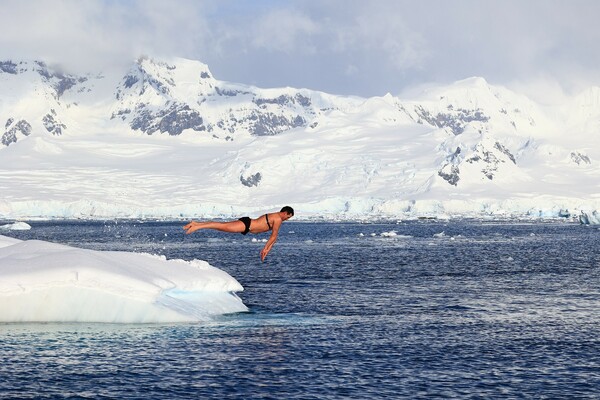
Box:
1;220;599;398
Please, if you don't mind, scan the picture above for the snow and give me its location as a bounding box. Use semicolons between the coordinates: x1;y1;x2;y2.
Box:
1;57;599;220
0;235;247;323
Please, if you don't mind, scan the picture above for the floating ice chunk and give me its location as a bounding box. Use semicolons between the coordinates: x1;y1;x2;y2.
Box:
379;231;412;239
0;235;247;323
0;222;31;231
579;210;600;225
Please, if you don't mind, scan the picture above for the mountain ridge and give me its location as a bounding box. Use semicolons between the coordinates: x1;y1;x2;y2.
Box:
0;57;598;220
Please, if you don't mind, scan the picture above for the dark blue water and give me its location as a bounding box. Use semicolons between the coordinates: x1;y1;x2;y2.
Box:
1;220;600;398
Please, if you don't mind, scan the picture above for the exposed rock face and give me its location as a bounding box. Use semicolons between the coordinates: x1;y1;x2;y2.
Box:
464;141;516;180
438;147;462;185
111;58;325;138
438;164;460;186
435;140;520;185
253;94;312;108
249;113;306;136
414;105;490;135
130;104;205;136
571;151;591;165
34;61;88;99
240;172;262;187
2;120;32;146
0;61;18;74
42;110;67;136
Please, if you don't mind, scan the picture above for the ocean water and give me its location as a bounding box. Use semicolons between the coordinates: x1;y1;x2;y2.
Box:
1;219;600;398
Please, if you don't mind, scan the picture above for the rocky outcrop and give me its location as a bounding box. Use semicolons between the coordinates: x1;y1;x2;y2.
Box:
2;119;32;146
130;103;206;136
414;105;490;135
42;110;67;136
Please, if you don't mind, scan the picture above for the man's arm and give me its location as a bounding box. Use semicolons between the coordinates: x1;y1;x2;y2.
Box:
260;219;281;261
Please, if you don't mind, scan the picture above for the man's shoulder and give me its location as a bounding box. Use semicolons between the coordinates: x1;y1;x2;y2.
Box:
271;213;283;223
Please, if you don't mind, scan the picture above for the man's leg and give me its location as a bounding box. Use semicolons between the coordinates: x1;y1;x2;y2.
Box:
184;220;245;234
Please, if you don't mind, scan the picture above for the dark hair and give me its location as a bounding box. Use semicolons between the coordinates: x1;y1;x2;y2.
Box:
280;206;294;216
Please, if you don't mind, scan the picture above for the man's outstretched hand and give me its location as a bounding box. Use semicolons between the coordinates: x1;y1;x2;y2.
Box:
260;247;270;262
183;221;198;235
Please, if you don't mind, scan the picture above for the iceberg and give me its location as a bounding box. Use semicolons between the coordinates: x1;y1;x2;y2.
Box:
579;210;600;225
0;222;32;231
0;235;247;323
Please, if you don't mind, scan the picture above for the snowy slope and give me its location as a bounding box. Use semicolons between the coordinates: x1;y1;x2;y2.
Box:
0;57;599;220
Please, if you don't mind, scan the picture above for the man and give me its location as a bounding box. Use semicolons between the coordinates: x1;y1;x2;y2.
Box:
183;206;294;261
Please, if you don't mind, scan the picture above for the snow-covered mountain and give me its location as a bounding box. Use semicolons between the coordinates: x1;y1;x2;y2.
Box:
0;57;598;220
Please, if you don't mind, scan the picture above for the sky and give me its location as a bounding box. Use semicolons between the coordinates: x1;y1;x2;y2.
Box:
1;0;599;100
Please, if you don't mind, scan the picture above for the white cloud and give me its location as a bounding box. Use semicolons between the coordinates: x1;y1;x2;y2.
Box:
352;10;429;70
250;9;320;54
0;0;598;97
0;0;213;74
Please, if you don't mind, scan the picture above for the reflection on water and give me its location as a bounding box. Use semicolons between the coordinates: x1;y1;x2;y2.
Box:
1;220;600;398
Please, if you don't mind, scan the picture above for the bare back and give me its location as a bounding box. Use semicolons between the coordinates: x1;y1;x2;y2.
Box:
250;212;281;234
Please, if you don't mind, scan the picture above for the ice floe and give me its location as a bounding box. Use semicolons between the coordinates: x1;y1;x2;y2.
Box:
0;235;247;323
0;222;31;231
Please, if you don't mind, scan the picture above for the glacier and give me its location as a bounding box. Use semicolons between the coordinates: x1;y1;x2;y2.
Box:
579;210;600;225
0;57;599;220
0;235;247;323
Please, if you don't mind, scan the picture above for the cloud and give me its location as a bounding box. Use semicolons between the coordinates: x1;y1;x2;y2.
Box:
402;1;600;91
0;0;598;97
339;8;429;70
247;3;430;70
250;9;320;54
202;1;432;93
0;0;212;73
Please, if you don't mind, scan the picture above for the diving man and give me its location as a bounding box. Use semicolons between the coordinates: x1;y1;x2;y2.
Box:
183;206;294;261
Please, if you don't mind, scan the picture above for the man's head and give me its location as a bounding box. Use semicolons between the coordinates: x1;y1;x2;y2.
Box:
280;206;294;218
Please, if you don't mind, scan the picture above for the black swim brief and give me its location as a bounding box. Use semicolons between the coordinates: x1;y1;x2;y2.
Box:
238;217;251;235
